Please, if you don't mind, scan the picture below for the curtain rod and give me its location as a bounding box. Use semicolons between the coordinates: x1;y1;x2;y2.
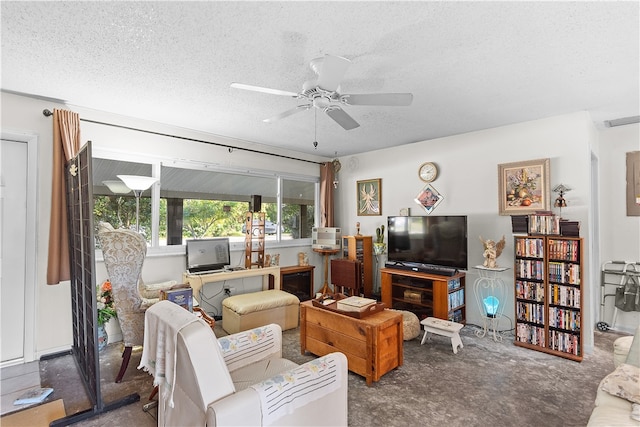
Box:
42;109;321;165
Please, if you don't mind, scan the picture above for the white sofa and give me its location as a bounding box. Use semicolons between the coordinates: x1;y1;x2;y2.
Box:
588;326;640;426
139;300;348;427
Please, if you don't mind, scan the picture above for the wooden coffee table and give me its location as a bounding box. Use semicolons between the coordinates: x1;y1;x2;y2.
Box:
300;300;403;385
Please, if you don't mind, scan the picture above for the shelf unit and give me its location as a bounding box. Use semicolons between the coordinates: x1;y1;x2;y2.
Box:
342;235;373;297
514;235;583;361
380;268;466;323
279;265;315;301
244;211;265;268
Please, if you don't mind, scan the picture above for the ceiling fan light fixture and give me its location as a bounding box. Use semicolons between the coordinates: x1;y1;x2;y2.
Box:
231;53;413;131
313;96;331;109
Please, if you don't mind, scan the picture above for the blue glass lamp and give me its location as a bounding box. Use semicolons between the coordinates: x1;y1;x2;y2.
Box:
483;296;500;318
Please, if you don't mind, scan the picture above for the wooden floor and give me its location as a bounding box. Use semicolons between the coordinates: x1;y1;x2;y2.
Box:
0;361;41;416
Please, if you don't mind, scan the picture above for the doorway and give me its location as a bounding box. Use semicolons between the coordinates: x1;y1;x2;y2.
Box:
1;134;37;365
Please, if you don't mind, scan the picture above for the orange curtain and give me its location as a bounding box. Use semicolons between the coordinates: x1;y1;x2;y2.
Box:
47;109;81;285
319;162;335;227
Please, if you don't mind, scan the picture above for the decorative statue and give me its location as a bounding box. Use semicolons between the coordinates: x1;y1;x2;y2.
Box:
479;235;506;268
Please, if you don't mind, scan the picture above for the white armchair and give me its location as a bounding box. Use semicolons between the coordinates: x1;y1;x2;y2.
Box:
139;301;348;427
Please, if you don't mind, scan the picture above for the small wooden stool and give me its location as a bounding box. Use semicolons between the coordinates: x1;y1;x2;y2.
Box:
420;317;464;354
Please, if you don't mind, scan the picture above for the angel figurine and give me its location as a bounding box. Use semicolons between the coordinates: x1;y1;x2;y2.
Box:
479;235;506;268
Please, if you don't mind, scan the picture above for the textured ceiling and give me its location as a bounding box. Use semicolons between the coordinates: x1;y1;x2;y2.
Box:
2;1;638;159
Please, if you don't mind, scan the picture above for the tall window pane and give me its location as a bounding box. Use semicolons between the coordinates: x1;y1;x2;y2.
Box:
92;158;153;242
282;178;315;240
160;165;277;245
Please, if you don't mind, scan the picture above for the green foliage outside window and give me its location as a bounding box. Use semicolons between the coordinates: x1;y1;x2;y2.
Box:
94;196;313;244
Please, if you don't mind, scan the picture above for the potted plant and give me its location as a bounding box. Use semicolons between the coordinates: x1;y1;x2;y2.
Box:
373;225;386;255
97;280;117;351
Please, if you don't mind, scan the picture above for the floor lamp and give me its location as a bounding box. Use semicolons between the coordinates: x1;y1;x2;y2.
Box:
102;180;132;195
117;175;158;232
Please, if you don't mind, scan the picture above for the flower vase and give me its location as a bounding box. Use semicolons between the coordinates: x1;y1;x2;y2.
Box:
97;324;108;351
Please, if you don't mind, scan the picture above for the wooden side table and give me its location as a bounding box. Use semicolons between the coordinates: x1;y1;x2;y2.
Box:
313;248;339;294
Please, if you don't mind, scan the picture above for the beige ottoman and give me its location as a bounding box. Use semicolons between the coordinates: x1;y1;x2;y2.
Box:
222;289;300;334
390;309;421;341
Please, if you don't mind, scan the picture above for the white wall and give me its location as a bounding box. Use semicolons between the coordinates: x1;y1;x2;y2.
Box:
2;89;636;357
1;91;326;357
335;112;601;349
1;92;73;356
598;123;640;331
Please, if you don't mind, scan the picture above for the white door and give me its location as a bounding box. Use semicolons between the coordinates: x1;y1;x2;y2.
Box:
0;139;28;363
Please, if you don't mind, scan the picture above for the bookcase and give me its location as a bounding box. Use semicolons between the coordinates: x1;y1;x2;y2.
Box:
514;235;583;361
244;211;265;268
380;268;466;323
342;235;373;297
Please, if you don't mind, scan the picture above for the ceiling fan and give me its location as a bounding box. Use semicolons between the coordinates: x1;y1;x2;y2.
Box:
231;54;413;130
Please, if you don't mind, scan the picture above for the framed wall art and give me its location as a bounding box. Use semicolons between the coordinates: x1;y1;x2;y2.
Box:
498;158;550;215
627;151;640;216
357;178;382;216
414;183;443;214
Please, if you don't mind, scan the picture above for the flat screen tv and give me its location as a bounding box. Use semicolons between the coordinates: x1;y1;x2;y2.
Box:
186;237;231;273
387;216;468;270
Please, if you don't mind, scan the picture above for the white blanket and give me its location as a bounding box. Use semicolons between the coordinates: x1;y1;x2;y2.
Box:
138;300;203;407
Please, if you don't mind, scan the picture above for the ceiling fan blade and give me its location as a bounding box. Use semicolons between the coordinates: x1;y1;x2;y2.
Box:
342;93;414;106
230;82;298;98
325;107;360;130
315;55;351;92
263;104;311;123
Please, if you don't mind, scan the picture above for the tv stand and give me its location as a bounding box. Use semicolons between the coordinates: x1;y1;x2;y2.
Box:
384;261;458;277
381;267;466;322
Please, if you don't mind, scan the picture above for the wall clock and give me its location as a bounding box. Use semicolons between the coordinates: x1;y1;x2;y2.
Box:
418;162;438;182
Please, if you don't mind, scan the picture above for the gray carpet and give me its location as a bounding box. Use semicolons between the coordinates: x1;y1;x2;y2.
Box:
280;325;619;427
39;323;623;426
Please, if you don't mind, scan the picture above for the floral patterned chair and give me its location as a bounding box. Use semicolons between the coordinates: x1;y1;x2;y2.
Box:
99;228;171;382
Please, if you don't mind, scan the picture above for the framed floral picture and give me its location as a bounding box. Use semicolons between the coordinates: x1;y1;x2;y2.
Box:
357;178;382;216
498;158;550;215
415;183;443;214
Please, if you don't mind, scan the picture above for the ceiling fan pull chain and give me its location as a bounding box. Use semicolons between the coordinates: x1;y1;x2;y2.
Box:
313;109;318;148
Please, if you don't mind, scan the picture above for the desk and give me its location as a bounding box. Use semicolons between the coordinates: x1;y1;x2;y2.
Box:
183;266;281;302
313;248;339;295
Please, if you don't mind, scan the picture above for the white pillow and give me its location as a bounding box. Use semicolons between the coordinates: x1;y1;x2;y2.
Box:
601;363;640;404
139;279;177;299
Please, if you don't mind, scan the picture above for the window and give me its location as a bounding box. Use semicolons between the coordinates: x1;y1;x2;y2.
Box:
93;157;317;248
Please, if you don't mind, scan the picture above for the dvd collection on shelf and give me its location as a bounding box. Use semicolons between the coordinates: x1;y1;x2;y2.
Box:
511;213;580;237
448;289;464;311
513;230;583;361
447;277;462;291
